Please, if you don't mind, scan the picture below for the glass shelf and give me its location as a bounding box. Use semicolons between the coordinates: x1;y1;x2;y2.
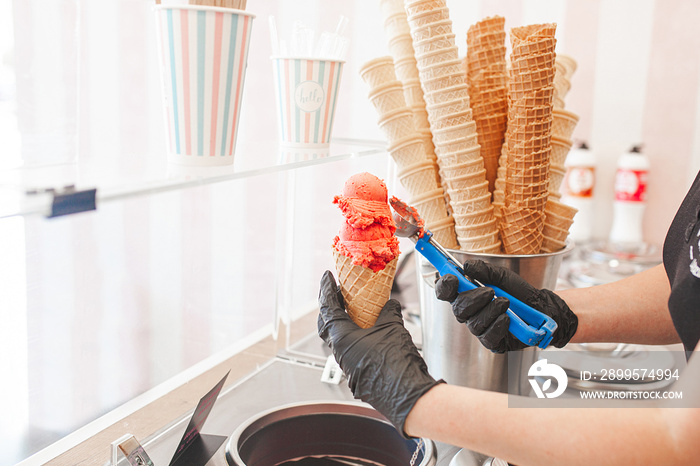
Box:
0;137;386;219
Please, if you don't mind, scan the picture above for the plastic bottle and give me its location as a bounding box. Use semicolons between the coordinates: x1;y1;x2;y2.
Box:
608;145;649;245
562;142;596;242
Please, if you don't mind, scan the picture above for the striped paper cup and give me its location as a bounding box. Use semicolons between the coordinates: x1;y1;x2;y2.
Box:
272;57;344;148
154;6;255;166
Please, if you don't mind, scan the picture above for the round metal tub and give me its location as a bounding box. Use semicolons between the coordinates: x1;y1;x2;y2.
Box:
225;401;437;465
418;241;573;393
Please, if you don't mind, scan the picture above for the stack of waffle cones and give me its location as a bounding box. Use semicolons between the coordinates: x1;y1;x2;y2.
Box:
554;53;576;109
380;0;438;166
359;56;458;248
466;16;508;194
405;0;500;253
549;54;579;200
500;23;557;254
493;142;507;221
540;53;579;250
541;199;577;253
333;248;398;328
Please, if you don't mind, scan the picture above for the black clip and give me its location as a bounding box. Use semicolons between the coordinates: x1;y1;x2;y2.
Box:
26;185;97;218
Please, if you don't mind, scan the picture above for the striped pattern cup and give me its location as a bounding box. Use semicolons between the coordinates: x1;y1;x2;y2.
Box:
272;58;344;148
155;6;254;166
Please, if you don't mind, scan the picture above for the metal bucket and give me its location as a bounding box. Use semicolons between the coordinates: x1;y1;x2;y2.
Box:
417;242;573;393
225;401;437;465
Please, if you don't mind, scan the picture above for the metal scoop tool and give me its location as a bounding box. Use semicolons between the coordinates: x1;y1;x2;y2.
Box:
390;197;557;348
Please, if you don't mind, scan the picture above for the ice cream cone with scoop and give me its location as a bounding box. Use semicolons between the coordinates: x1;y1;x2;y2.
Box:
332;172;400;328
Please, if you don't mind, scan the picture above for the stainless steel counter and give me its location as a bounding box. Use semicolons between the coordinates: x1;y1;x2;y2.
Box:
122;357;468;466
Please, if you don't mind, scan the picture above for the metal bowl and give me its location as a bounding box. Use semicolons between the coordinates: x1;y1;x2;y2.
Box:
418;240;574;392
225;401;437;465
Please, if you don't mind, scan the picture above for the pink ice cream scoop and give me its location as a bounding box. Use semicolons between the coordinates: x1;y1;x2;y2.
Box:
333;172;400;272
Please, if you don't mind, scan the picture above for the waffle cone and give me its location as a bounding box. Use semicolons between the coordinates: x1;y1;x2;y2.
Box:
544;209;575;231
540;236;566;253
444;175;489;195
468;15;505;36
499;223;543;255
422;73;468;93
417;47;461;71
414;33;457;56
554;75;571;101
556;54;577;79
431;123;475;146
359;56;397;89
405;6;450;28
501;205;545;228
511;23;556;40
388;33;416;60
457;230;501;252
546;198;578;218
508;67;556;93
333;249;398;329
384;12;411;39
456;216;499;237
426;215;459;248
542;223;569;242
412;105;431;129
426;98;472;119
450;192;493;215
509;87;555;108
398;160;441;197
552;109;579;139
506;162;549;184
388;135;430;167
453;206;496;226
435;137;480;159
472;95;508;118
439;155;484;176
395;56;420;82
510;52;556;73
550;136;572;166
549;165;566;195
492;200;504;220
507;193;549;212
506;115;553;134
471;243;503;254
432;109;473;130
368;82;408;115
403;80;425;106
467;50;507;80
405;0;449;16
377;108;415;141
418;57;464;79
507;140;551;158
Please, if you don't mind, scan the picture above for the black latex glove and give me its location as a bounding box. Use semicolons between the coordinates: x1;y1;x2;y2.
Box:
318;270;443;437
435;260;578;353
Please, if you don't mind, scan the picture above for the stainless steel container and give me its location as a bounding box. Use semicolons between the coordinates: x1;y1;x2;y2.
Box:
225;401;437;465
417;243;573;392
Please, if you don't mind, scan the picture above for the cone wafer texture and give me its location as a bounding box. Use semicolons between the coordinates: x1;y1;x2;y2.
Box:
500;22;557;254
334;249;398;329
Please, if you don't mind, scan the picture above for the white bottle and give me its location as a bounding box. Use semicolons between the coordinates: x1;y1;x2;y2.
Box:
562;142;596;242
608;145;649;245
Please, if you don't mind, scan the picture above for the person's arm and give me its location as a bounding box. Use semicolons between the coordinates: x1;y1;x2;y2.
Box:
558;263;679;345
405;339;700;465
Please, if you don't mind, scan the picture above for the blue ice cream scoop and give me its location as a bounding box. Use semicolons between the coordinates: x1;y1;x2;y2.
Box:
389;197;556;349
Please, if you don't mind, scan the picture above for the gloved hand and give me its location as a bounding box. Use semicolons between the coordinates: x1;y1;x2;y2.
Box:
435;259;578;353
318;270;443;437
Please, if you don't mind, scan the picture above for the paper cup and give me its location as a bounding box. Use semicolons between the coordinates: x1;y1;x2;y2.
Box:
155;6;255;166
272;57;344;148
